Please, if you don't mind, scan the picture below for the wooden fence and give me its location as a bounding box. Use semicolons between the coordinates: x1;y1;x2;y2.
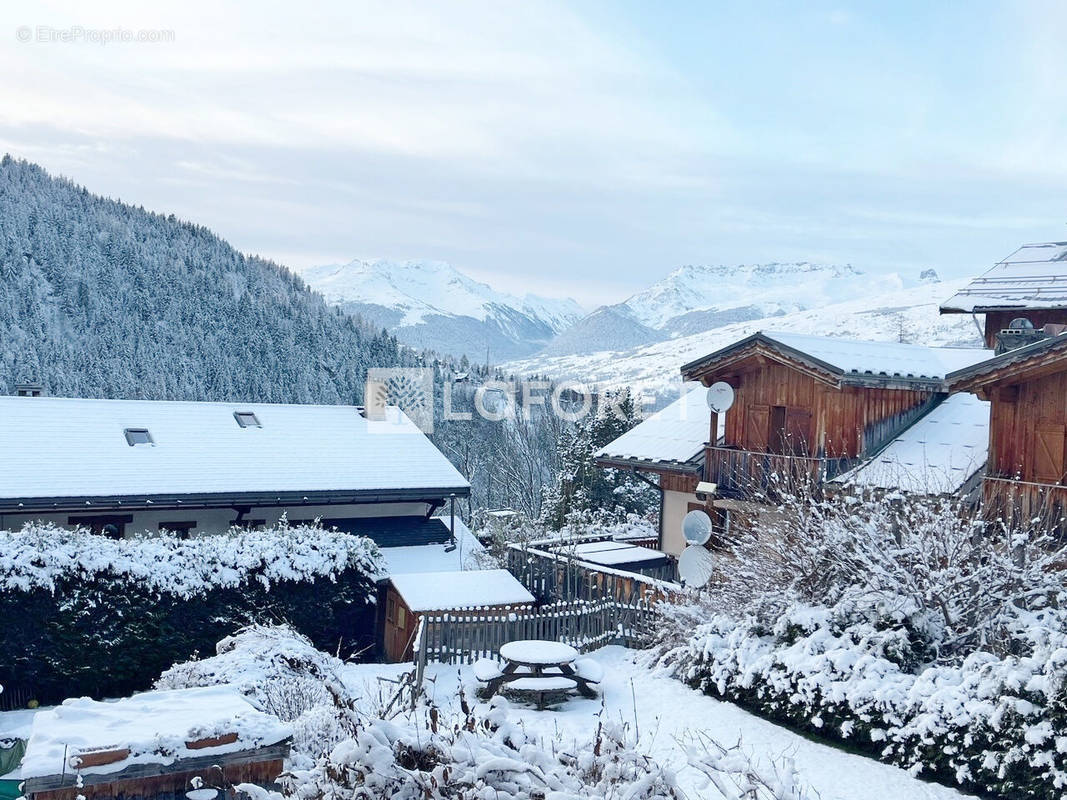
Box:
412;596;656;665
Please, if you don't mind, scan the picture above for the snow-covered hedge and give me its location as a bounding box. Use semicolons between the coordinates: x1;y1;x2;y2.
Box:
654;490;1067;798
0;520;380;598
0;522;382;707
660;603;1067;799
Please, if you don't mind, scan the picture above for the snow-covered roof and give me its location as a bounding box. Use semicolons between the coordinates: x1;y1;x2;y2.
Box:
0;396;469;511
20;685;289;780
568;540;668;566
390;568;534;611
595;384;721;470
681;331;991;386
376;518;484;576
941;242;1067;313
833;393;990;494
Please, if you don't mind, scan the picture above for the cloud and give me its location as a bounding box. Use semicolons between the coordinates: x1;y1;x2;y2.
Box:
1;1;1066;305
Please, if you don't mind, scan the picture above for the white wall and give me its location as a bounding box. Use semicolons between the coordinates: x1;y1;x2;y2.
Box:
0;501;431;537
661;489;699;556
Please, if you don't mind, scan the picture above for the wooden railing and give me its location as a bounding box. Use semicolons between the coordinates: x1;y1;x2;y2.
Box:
506;541;680;603
983;476;1067;533
412;597;657;666
704;446;852;500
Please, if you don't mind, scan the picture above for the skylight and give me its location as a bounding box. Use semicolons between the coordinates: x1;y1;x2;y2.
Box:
234;411;261;428
124;428;153;446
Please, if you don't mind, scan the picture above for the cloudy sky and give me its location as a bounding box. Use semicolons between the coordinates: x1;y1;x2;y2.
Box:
1;0;1065;305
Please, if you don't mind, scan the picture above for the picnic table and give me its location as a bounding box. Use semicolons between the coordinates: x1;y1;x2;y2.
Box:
475;640;603;710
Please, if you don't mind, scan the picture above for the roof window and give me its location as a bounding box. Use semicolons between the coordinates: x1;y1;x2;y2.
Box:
234;411;261;428
124;428;154;446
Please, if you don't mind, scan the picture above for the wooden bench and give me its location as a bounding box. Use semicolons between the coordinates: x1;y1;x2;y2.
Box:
503;676;578;710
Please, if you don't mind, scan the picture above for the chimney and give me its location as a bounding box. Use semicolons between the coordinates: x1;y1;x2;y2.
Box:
15;382;45;397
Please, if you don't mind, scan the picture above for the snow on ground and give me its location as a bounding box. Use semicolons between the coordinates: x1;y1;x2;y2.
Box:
506;280;983;398
339;647;968;800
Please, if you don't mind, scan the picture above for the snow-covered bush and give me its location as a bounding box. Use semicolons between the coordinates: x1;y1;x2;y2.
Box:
658;491;1067;798
0;522;382;706
157;626;813;800
0;519;381;598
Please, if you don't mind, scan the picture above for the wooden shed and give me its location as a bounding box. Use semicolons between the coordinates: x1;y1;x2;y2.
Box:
383;569;535;662
18;686;290;800
947;332;1067;530
679;332;991;514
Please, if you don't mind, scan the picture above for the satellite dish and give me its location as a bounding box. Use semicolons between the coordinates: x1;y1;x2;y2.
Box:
682;509;713;546
706;382;735;413
678;545;715;587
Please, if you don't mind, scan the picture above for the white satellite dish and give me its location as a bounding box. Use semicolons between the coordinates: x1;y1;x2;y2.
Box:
678;544;715;587
682;509;713;546
706;381;734;413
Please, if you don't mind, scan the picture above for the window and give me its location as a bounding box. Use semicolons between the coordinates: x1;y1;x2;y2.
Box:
124;428;154;446
69;514;133;538
234;411;261;428
159;520;197;539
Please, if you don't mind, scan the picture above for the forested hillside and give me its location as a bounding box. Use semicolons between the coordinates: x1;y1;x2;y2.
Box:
0;156;413;402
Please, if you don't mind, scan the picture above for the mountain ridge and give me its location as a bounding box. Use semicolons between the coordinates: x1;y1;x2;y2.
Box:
299;258;584;362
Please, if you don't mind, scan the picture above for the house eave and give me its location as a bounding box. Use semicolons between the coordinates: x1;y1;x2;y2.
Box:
594;455;703;475
0;485;472;515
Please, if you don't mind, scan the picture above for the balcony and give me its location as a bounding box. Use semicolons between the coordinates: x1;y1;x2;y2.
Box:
982;476;1067;533
704;446;853;501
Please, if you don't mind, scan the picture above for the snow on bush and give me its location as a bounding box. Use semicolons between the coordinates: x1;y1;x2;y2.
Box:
157;626;815;800
0;518;382;598
658;490;1067;798
158;625;354;758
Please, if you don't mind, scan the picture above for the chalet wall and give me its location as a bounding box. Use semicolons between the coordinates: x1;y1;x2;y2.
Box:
662;490;699;555
722;361;933;459
0;501;430;538
988;369;1067;484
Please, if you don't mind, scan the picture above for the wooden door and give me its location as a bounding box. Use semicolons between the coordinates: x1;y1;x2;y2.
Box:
785;408;813;456
746;404;770;450
1034;424;1067;484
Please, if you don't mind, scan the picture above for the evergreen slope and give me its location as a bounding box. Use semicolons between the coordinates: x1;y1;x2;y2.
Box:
0;157;412;401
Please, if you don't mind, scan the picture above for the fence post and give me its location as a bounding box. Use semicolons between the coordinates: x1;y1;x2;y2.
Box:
412;616;428;711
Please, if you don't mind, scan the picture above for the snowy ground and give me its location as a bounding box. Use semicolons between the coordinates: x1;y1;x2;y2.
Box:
340;646;969;800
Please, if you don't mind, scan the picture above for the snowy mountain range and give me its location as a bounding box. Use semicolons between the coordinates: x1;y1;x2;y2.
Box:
299;259;584;361
506;274;985;399
541;262;936;357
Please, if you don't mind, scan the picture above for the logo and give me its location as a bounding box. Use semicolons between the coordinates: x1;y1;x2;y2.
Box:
365;368;435;433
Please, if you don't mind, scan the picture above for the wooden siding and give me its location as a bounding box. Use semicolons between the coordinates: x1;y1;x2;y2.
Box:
987;369;1067;485
660;472;699;494
984;310;1067;348
719;360;934;459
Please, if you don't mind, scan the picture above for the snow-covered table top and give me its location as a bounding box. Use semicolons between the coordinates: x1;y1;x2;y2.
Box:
499;640;579;665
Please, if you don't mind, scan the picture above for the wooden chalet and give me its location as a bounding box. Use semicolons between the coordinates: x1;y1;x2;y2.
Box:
947;332;1067;530
678;332;991;525
940;242;1067;350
